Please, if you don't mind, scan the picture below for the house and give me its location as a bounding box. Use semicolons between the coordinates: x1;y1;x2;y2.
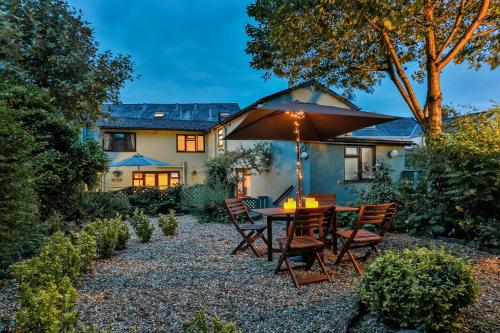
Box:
91;82;414;203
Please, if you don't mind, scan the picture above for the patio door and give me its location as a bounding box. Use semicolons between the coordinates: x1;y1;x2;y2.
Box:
132;171;181;189
236;168;251;197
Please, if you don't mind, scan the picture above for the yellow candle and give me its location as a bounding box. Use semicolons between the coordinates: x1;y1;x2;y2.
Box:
284;198;297;210
305;197;319;208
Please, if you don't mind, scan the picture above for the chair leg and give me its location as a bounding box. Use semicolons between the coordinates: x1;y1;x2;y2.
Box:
235;231;255;253
334;240;348;265
275;253;285;274
284;256;300;288
347;249;365;275
315;252;332;283
232;238;247;255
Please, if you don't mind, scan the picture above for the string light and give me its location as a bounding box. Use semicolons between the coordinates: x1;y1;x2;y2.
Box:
287;110;305;207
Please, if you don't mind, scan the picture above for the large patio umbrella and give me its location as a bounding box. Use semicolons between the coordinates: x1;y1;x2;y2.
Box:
224;102;397;206
110;153;169;170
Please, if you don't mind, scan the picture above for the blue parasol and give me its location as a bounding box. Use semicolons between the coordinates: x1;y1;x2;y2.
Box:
110;154;169;169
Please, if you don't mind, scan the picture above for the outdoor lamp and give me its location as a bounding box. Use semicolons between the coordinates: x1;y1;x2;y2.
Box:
388;149;399;158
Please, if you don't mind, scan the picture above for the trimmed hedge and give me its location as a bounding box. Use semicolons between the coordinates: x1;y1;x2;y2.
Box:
158;210;179;236
359;248;479;331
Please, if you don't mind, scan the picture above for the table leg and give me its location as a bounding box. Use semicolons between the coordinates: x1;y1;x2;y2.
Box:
267;216;273;261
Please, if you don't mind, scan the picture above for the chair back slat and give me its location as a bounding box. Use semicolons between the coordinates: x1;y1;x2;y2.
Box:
309;193;336;206
224;198;253;227
359;204;394;226
288;207;332;244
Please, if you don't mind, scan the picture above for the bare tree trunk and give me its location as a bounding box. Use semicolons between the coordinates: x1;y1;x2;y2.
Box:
426;64;443;136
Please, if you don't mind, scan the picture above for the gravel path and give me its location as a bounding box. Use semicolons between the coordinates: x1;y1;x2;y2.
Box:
1;216;498;333
77;216;360;333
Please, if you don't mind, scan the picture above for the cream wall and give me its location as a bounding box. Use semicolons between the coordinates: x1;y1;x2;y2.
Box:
101;129;207;191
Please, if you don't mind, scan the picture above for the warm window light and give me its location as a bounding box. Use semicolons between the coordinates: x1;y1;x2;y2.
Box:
304;197;319;208
284;198;297;210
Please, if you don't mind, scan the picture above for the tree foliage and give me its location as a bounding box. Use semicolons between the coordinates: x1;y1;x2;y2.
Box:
246;0;499;135
398;106;500;248
0;0;134;123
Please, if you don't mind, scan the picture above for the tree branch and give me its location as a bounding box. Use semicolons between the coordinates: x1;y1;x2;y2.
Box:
439;0;491;69
472;26;499;38
380;30;425;121
436;0;466;60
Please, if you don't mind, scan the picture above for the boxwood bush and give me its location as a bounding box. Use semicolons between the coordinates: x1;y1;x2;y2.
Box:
359;248;479;332
158;210;179;236
10;231;97;333
182;310;242;333
130;209;154;242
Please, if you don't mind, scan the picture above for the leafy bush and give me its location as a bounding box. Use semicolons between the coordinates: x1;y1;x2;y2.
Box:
158;210;179;236
114;216;131;250
81;191;132;222
182;310;242;333
10;231;97;333
184;184;232;224
130;209;154;242
359;248;479;332
356;163;398;205
120;185;184;215
397;108;500;249
83;219;119;259
15;277;78;333
11;232;88;287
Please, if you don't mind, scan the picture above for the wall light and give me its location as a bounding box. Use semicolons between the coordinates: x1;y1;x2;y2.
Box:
388;149;399;158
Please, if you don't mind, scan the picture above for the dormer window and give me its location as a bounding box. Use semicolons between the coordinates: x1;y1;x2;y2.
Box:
154;112;165;118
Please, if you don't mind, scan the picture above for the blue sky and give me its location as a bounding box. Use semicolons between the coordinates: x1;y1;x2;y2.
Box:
70;0;499;117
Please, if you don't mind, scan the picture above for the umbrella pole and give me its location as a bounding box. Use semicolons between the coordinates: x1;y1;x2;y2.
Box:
293;118;303;208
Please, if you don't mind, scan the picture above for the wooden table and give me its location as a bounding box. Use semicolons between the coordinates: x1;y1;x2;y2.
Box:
253;206;359;261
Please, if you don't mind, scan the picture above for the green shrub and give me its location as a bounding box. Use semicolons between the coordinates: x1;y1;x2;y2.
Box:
359;248;479;332
81;191;132;222
396;108;499;249
70;231;97;273
15;277;78;333
42;211;68;235
186;184;232;224
83;219;119;259
130;209;154;242
182;310;242;333
120;185;184;215
113;215;131;250
158;210;179;236
11;232;85;287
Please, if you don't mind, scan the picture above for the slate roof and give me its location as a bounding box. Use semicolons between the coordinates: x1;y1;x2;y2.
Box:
97;103;240;131
351;117;423;137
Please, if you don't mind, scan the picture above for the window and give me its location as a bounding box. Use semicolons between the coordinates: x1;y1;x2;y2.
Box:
344;146;375;181
177;134;205;152
102;132;136;152
217;128;224;148
236;168;251;196
133;171;181;189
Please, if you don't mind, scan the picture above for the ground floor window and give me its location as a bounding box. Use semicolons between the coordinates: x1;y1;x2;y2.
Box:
132;171;180;189
344;146;375;181
236;168;251;197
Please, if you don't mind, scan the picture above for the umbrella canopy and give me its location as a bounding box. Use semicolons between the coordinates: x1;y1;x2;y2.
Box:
225;102;396;141
110;154;169;167
224;102;397;206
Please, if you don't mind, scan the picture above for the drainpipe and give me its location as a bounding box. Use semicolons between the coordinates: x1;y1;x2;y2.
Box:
183;161;188;185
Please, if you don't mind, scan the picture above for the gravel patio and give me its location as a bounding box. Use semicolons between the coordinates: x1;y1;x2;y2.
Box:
1;215;498;332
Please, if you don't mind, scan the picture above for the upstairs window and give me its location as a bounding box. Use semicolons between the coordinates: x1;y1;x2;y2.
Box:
177;134;205;152
217;128;225;148
102;132;136;152
344;146;375;181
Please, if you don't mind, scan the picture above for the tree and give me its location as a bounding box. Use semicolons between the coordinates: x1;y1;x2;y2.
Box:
246;0;499;136
0;80;109;220
0;0;134;124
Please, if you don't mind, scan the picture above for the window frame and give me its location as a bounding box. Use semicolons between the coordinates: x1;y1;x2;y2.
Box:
217;128;225;148
344;145;376;182
176;134;205;153
103;132;136;152
132;171;181;189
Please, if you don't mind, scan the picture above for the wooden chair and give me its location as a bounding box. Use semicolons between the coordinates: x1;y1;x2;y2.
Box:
309;193;336;206
309;193;337;248
275;207;333;288
334;203;397;275
224;198;268;257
